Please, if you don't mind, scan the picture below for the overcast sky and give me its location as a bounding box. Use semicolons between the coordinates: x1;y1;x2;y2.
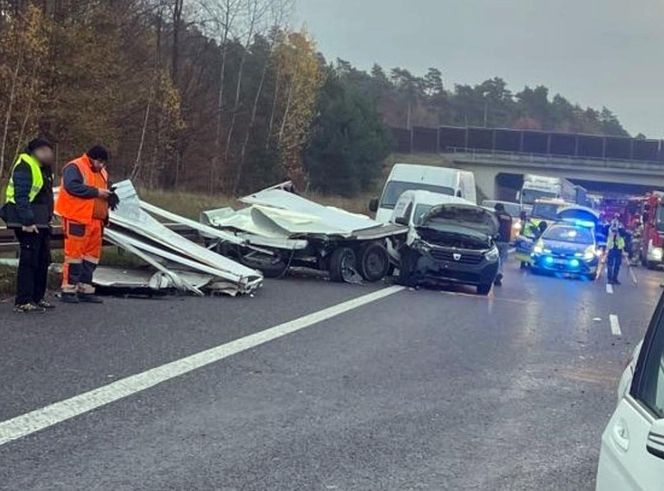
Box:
295;0;663;138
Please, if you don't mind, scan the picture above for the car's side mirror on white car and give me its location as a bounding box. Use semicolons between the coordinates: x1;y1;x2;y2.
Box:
647;419;664;459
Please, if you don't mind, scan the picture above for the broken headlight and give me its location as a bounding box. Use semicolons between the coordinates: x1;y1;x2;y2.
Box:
485;246;499;261
413;239;432;254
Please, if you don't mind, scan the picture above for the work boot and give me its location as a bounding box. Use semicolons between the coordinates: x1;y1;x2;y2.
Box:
36;299;56;310
614;279;621;285
13;302;46;314
60;292;80;304
77;293;103;304
494;274;503;286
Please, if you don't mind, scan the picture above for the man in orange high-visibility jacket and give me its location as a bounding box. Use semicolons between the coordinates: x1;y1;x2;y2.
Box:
55;146;116;304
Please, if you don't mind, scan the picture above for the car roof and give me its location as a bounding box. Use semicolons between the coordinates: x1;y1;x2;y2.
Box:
400;190;473;207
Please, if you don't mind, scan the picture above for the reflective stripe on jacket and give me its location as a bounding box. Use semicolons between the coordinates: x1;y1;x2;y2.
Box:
55;154;109;224
5;153;44;203
607;234;625;250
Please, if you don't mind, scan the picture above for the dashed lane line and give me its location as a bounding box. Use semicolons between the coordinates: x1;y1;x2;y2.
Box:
0;285;405;447
609;314;622;336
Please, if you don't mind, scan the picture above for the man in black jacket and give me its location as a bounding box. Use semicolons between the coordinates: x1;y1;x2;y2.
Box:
494;202;513;286
0;138;55;313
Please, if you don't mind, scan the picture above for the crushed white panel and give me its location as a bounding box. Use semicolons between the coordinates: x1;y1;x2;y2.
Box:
109;180;262;295
203;184;404;247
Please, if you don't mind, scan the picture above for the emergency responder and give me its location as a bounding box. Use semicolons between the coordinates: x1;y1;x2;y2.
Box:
0;138;55;313
55;145;119;303
606;226;626;285
494;203;513;286
516;210;538;269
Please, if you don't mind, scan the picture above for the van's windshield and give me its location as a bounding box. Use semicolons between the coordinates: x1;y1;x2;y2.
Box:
380;181;454;209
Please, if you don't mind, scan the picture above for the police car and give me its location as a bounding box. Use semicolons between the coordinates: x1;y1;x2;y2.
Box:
529;220;600;280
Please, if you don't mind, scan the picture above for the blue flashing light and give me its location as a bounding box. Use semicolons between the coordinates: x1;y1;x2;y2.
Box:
569;258;580;268
561;218;596;228
574;219;595;228
544;256;554;265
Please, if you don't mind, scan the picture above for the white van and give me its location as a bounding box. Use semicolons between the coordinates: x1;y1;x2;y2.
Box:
370;163;476;223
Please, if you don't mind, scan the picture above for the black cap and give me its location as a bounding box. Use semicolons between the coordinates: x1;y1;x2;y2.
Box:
86;145;109;162
26;138;53;153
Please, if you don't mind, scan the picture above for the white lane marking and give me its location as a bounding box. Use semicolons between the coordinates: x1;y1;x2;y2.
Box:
0;285;404;447
606;283;614;294
629;266;638;286
609;314;622;336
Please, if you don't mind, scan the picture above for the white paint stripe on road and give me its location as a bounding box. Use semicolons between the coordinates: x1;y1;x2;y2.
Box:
606;283;613;294
0;285;404;447
629;266;638;286
609;314;622;336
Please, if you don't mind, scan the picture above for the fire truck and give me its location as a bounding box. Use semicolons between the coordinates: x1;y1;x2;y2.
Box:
639;192;664;269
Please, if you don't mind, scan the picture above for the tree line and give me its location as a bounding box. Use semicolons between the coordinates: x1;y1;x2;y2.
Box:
0;1;631;198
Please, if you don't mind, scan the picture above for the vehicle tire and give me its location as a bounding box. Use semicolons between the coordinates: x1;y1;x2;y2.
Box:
397;249;419;287
530;267;541;275
584;271;598;281
357;242;390;282
647;261;658;270
476;283;492;295
238;251;288;278
329;247;357;283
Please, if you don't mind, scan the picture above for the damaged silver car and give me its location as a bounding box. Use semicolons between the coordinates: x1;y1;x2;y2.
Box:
391;191;500;295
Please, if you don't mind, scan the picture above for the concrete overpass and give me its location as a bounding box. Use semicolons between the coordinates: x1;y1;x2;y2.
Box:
389;125;664;200
443;149;664;200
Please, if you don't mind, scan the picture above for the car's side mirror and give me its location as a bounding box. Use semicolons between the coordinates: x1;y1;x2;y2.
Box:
369;198;378;212
394;215;409;226
647;419;664;459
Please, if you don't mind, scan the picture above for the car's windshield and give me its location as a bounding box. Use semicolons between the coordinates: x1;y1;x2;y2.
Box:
543;225;593;244
413;204;434;225
521;189;557;205
532;203;562;220
380;181;454;209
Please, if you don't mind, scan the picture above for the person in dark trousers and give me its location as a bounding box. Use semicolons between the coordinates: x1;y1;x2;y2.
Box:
0;138;55;313
494;202;513;286
607;226;625;285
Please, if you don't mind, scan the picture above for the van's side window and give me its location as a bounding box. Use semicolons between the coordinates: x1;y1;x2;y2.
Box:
633;318;664;418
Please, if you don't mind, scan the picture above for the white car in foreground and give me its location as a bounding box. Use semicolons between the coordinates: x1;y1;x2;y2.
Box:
596;297;664;489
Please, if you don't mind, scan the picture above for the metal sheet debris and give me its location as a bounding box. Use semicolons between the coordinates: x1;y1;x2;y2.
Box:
99;181;263;296
202;182;405;243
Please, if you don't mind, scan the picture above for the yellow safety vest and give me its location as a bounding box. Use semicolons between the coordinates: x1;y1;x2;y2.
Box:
4;153;44;203
607;234;625;250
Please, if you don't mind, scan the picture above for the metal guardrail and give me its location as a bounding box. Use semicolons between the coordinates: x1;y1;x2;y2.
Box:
0;223;197;254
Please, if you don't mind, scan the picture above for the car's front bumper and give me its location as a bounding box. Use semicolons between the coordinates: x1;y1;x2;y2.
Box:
412;249;499;286
531;253;599;275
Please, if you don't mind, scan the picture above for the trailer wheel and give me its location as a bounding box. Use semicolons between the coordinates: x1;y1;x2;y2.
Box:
329;247;357;282
357;242;390;282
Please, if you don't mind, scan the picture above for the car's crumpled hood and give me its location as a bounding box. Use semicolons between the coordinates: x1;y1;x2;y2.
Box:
418;203;499;237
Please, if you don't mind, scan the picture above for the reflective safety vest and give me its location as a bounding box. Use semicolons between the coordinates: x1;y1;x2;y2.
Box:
4;153;44;204
55;154;108;224
607;234;625;250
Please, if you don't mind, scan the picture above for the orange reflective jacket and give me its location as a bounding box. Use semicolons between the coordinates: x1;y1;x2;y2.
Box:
55;154;109;224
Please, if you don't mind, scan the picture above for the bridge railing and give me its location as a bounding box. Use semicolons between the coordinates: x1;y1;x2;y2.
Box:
390;125;664;164
444;147;664;169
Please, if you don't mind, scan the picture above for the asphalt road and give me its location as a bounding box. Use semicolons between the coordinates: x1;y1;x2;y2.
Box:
0;259;660;490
